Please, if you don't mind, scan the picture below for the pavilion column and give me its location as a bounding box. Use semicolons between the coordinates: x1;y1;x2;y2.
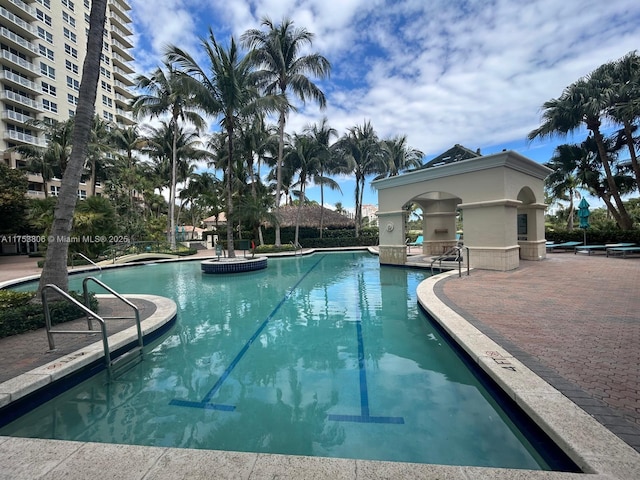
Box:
377;210;408;265
459;199;521;271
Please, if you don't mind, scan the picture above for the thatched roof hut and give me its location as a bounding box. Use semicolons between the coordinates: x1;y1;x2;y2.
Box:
276;205;355;228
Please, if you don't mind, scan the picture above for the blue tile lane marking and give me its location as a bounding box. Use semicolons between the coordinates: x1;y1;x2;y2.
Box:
170;255;326;411
328;283;404;425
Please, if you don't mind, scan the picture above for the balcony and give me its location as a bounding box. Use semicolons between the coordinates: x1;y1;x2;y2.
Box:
111;38;133;61
0;26;39;55
109;12;132;36
3;0;37;22
0;6;38;39
111;52;134;73
3;129;43;147
115;107;135;124
0;90;42;111
109;25;132;47
109;0;132;12
0;49;40;76
2;108;37;126
112;65;135;84
0;69;39;93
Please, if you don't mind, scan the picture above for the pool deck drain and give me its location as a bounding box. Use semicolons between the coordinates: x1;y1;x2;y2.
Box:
1;251;639;479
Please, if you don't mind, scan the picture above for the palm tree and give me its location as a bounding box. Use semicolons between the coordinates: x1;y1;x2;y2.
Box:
607;51;640;191
528;68;633;229
379;135;424;177
130;62;206;249
332;121;386;236
14;119;73;197
241;17;331;246
166;30;281;258
305;117;342;237
85;115;114;196
545;144;585;230
37;0;108;294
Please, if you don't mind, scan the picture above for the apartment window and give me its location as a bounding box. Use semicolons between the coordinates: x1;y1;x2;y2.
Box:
62;12;76;28
37;27;54;44
101;80;112;93
42;99;58;113
37;0;51;8
77;190;87;199
103;111;113;122
67;93;79;105
101;95;112;107
50;185;60;196
41;81;56;96
36;9;52;27
100;53;110;65
67;76;80;91
63;28;77;44
84;0;90;8
64;43;78;59
40;62;55;79
100;66;111;79
85;13;90;23
62;0;75;11
65;59;79;74
38;44;54;61
68;109;75;117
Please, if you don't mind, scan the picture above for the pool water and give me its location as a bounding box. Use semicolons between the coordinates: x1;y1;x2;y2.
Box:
2;252;553;468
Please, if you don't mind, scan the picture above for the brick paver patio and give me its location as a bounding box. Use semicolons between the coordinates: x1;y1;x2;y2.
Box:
436;253;640;452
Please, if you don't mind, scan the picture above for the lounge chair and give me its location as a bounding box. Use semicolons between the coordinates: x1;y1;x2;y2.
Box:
606;246;640;258
546;241;582;252
407;235;423;247
574;243;635;255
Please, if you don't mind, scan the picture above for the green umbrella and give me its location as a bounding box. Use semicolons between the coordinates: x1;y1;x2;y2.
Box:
577;198;590;244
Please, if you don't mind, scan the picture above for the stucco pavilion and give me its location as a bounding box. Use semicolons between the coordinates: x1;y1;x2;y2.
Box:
372;146;552;271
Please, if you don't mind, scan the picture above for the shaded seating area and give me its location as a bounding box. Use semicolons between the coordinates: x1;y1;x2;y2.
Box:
546;241;582;252
606;246;640;258
574;243;635;255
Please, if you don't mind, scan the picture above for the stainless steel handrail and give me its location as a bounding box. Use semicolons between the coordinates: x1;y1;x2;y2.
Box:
430;245;470;277
82;277;143;352
42;284;113;376
73;252;102;271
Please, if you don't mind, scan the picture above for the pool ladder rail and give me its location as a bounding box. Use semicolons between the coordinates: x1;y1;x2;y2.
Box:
430;245;470;277
41;277;144;380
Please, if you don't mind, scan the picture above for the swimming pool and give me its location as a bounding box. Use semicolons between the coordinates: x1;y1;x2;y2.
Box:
1;252;566;468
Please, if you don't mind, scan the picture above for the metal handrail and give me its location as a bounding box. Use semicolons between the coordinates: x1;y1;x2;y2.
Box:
42;284;113;376
72;252;102;271
290;241;302;255
82;277;143;352
430;245;470;277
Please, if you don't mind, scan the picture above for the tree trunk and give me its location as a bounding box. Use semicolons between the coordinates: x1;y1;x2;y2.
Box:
592;128;633;229
36;0;107;295
169;121;178;249
226;124;235;258
274;110;285;247
623;120;640;192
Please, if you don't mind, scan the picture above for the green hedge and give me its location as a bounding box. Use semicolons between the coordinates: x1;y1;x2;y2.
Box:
0;290;99;339
546;227;640;245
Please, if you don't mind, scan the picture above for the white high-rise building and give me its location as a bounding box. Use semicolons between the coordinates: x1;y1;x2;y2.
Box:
0;0;135;198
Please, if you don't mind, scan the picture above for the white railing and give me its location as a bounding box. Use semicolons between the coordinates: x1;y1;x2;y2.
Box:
0;26;39;54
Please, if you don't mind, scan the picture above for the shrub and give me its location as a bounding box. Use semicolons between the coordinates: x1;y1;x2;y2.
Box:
0;291;99;339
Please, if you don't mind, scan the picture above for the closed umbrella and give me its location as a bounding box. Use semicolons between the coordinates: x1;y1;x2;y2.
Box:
577;198;590;245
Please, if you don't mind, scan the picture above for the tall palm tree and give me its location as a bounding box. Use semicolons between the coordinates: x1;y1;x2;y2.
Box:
528;69;633;229
37;0;108;294
14;119;74;197
166;30;280;257
241;17;331;246
607;51;640;191
285;133;323;245
130;62;206;249
332;121;386;236
545;144;585;230
379;135;424;177
305;117;342;237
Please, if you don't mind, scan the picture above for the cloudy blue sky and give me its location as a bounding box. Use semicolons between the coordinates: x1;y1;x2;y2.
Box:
128;0;639;210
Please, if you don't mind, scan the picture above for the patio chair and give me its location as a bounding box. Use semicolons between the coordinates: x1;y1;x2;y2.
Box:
407;235;423;247
546;241;582;252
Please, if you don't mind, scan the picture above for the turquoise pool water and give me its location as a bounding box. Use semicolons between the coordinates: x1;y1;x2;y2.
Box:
2;252;555;468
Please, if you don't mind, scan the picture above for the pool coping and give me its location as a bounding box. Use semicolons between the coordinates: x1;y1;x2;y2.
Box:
0;264;638;478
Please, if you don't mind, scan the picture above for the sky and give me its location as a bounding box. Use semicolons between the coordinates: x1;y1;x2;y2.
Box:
128;0;640;211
